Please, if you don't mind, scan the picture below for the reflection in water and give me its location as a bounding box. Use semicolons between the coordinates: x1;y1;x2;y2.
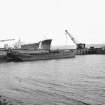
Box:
0;55;105;105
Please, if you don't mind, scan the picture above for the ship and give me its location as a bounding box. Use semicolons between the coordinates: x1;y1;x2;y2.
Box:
0;49;7;62
0;39;15;62
7;39;75;62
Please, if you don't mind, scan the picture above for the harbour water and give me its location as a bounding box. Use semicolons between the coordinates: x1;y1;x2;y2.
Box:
0;55;105;105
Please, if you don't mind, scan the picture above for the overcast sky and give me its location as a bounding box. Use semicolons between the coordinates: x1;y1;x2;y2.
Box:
0;0;105;46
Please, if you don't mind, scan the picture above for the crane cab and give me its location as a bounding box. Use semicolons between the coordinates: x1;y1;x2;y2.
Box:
77;43;85;49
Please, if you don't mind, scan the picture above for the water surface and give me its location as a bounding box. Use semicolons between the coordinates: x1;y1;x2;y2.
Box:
0;55;105;105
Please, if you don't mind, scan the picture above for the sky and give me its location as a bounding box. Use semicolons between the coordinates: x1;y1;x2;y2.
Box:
0;0;105;47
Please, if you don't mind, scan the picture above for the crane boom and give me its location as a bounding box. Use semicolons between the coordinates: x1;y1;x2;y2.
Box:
65;30;77;44
0;39;15;42
65;29;85;49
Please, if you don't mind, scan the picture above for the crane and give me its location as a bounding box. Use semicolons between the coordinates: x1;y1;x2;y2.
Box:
0;39;15;49
0;39;15;42
65;30;85;49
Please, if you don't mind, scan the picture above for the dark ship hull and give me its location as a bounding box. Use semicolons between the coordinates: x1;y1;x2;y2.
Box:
7;49;75;62
0;55;7;62
0;50;7;62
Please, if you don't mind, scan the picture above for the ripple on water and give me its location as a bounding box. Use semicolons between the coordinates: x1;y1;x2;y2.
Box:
0;55;105;105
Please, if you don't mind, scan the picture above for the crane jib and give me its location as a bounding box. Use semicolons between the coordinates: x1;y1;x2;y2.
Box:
0;39;15;42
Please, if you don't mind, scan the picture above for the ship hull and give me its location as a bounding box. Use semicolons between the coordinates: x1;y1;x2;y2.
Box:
0;50;7;62
0;55;7;62
7;49;75;62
